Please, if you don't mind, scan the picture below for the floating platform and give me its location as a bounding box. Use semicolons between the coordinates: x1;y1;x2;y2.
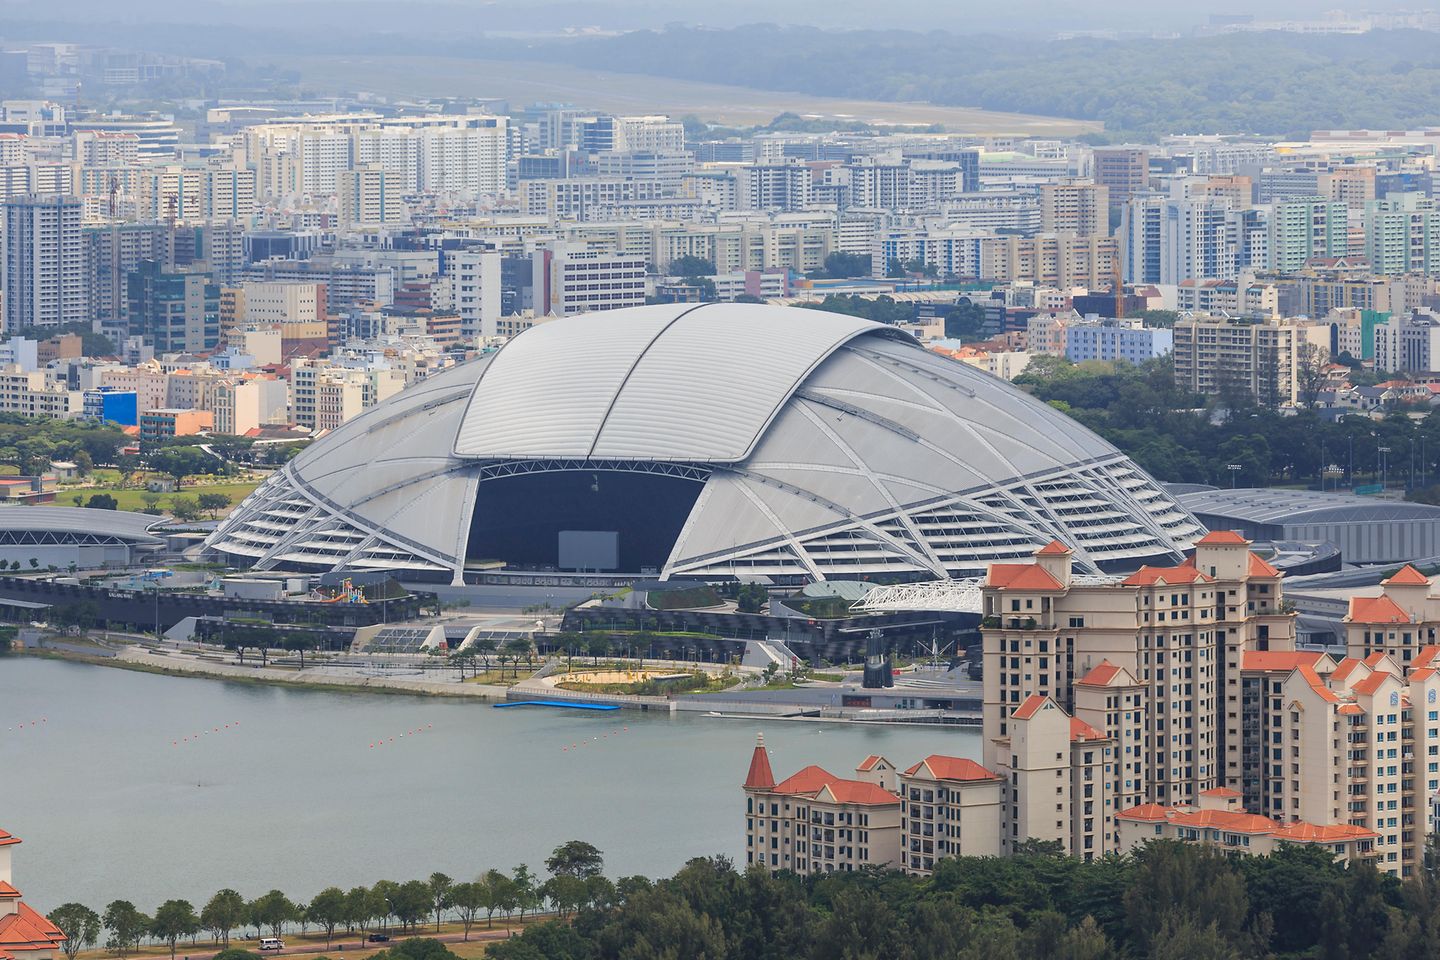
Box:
494;700;621;711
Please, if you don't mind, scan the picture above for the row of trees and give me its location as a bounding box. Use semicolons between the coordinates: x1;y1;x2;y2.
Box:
49;842;609;960
1013;354;1440;492
485;842;1440;960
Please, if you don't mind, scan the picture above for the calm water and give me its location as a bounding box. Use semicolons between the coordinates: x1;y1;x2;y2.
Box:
0;659;979;912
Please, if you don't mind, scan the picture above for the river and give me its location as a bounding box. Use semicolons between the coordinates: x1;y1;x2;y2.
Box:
0;658;981;912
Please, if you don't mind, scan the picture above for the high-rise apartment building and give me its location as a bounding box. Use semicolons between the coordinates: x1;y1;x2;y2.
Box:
1365;193;1440;276
448;248;502;340
1040;180;1109;236
1092;147;1149;203
1269;197;1348;273
338;164;405;230
1171;317;1313;406
4;193;84;332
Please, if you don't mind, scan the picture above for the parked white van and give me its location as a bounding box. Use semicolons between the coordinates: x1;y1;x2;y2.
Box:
259;939;284;952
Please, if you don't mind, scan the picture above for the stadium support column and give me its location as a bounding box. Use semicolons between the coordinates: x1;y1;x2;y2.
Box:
863;628;893;688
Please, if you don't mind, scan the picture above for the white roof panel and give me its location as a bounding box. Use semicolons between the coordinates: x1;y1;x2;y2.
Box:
453;303;911;462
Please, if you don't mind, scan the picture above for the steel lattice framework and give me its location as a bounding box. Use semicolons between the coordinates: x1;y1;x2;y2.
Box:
851;574;1124;614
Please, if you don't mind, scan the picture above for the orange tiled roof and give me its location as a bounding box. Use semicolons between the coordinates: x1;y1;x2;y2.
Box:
1116;803;1170;822
1297;665;1340;703
1351;671;1393;697
818;780;901;806
1248;552;1281;578
1410;667;1436;682
1011;694;1050;721
1330;658;1366;683
1035;540;1071;556
0;883;18;899
1270;822;1377;843
855;755;887;772
744;740;776;790
1338;703;1366;716
1348;595;1411;624
1384;564;1431;586
1196;531;1249;545
1414;646;1440;670
1363;652;1391;668
773;765;838;795
904;755;1000;782
987;563;1064;591
1200;787;1242;798
1169;809;1278;833
1122;565;1211;586
1243;651;1325;672
1071;717;1106;742
0;831;16;847
0;903;66;954
1076;660;1126;686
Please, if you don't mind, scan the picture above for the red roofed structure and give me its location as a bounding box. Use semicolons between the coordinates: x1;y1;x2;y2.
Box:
904;756;1001;782
986;564;1065;591
1384;565;1431;586
1035;540;1071;556
1348;594;1411;624
0;830;65;960
744;733;775;790
1196;530;1249;545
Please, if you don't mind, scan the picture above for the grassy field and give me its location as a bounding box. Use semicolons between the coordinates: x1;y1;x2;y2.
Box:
42;468;261;516
294;56;1101;134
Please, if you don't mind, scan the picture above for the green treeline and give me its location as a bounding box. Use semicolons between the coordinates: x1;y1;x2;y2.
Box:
1012;355;1440;493
528;26;1440;136
484;842;1440;960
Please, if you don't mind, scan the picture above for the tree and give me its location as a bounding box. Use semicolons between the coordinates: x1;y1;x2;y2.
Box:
370;939;460;960
151;900;200;960
541;876;588;921
84;493;118;510
201;889;247;947
306;887;347;948
343;886;380;934
546;840;605;880
480;870;510;928
141;492;164;514
944;300;986;341
147;446;216;489
170;495;203;522
511;865;540;922
810;251;872;279
448;882;485;941
250;890;299;938
392;880;432;932
1296;341;1329;410
198;492;232;518
102;900;150;959
583;634;610;666
669;255;715;278
50;903;100;960
427;872;453;933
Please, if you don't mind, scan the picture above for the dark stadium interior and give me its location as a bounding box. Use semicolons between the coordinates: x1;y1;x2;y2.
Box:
467;469;706;572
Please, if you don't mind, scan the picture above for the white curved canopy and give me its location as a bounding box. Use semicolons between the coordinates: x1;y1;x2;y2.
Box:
451;303;914;463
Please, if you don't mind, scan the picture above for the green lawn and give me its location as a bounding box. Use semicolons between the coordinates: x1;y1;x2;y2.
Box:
47;477;261;516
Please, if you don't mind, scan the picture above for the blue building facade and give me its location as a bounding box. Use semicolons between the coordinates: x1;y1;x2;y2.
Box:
82;387;138;426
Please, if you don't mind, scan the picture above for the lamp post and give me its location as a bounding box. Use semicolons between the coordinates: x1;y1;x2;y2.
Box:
1379;446;1391;490
1227;463;1243;489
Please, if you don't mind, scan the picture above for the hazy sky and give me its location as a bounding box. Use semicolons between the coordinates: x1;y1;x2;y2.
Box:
0;0;1431;36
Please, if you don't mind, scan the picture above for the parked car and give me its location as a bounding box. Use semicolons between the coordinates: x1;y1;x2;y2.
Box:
367;934;391;943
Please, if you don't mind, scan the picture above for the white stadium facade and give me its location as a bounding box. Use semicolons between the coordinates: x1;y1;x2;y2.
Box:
206;303;1205;583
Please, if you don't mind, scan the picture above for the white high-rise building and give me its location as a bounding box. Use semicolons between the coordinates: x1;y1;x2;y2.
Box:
4;193;84;331
532;242;647;317
448;248;502;339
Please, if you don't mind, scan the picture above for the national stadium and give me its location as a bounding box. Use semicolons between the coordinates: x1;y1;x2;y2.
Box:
206;303;1205;583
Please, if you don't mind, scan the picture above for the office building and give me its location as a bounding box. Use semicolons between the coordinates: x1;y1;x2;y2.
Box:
531;242;647;316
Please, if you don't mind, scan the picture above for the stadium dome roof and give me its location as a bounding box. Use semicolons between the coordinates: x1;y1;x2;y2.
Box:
208;303;1204;583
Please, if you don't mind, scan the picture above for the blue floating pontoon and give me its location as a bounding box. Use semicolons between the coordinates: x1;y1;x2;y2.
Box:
494;700;621;711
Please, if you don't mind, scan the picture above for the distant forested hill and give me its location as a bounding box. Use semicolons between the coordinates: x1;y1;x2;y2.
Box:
519;26;1440;136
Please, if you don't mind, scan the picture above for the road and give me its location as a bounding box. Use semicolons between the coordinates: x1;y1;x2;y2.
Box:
166;927;525;960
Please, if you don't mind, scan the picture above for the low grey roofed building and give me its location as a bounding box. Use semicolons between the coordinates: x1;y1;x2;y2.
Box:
1176;487;1440;565
0;506;165;569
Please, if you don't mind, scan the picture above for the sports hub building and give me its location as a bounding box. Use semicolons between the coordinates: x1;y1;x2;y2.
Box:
207;304;1204;583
